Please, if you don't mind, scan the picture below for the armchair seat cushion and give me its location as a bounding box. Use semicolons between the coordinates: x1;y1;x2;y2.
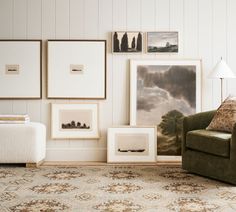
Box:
186;129;231;157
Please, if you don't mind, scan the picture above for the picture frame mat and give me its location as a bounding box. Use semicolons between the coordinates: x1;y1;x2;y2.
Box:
51;103;100;139
107;127;157;163
47;40;106;99
0;40;42;99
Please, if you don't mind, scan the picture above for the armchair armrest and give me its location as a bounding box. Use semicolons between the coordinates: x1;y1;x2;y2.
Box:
182;110;216;154
231;123;236;162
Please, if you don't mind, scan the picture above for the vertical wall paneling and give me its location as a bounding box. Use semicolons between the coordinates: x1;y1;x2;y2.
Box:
98;0;113;149
199;0;213;111
27;0;42;122
112;0;128;125
227;0;236;95
156;0;170;30
0;0;13;38
13;0;27;38
12;0;27;115
70;0;84;39
0;0;13;114
55;0;69;39
183;0;198;58
27;0;42;38
42;0;55;38
212;0;227;107
170;0;184;57
1;0;236;161
41;0;56;146
84;0;99;39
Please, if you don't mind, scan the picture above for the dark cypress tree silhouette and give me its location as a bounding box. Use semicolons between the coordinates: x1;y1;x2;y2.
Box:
113;32;120;52
131;36;136;49
136;32;142;51
121;32;128;52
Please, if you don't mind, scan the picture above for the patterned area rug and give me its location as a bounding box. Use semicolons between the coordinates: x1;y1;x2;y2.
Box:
0;165;236;212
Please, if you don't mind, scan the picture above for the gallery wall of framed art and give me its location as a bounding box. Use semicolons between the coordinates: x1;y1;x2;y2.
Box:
0;40;42;99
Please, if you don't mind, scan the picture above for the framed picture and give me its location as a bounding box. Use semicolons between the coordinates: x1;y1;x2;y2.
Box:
112;31;143;53
0;40;42;99
130;59;201;161
146;32;178;53
51;103;99;139
47;40;106;99
107;126;157;163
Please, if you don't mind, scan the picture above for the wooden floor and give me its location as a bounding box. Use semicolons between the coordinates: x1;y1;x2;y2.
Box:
42;161;181;167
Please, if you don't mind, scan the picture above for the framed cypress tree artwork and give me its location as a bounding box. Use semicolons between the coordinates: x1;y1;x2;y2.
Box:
112;31;143;53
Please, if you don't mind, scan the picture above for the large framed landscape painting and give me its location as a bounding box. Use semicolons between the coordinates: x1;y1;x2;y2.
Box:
130;59;201;161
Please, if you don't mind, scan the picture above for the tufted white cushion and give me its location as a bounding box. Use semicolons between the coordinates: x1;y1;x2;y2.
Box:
0;122;46;163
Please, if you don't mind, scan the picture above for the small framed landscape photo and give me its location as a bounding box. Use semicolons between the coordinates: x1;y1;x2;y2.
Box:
147;31;178;53
51;103;99;139
107;126;157;163
112;31;143;53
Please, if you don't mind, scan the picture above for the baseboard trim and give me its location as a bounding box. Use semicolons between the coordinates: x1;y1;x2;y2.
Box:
45;147;107;162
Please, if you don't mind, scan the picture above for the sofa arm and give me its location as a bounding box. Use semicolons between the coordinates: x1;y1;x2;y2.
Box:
231;123;236;162
182;110;216;154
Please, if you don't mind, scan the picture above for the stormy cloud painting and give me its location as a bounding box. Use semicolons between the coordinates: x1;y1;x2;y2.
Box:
136;64;198;156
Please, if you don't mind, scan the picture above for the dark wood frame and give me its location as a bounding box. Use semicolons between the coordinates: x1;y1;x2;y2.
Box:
47;39;107;100
0;39;42;99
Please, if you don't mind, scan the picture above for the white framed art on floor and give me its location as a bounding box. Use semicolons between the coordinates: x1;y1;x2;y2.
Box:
47;40;106;99
51;103;99;139
107;126;157;163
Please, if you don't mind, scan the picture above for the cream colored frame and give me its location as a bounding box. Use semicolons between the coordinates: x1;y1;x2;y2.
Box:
51;103;100;139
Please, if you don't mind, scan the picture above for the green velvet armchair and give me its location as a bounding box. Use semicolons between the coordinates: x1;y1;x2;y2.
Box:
182;110;236;185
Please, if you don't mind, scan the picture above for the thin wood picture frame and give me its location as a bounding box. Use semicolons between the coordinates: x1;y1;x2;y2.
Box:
0;40;42;99
47;40;107;99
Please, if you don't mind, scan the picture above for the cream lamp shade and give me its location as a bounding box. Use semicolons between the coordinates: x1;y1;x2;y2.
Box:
209;58;236;79
209;58;236;102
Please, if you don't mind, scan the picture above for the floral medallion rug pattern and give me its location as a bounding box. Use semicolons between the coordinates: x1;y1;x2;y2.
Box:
0;166;236;211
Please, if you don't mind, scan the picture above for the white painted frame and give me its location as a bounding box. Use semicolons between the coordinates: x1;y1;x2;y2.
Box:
51;103;100;139
130;59;202;161
107;126;157;163
0;40;42;99
47;40;106;99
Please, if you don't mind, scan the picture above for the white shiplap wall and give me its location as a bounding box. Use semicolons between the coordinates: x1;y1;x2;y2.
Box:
0;0;236;161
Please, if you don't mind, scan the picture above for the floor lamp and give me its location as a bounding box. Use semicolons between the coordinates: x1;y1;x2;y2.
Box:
208;58;236;102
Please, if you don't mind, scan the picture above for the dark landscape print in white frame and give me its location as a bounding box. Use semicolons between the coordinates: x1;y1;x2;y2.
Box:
112;31;143;53
51;103;99;139
130;60;201;160
147;32;178;53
